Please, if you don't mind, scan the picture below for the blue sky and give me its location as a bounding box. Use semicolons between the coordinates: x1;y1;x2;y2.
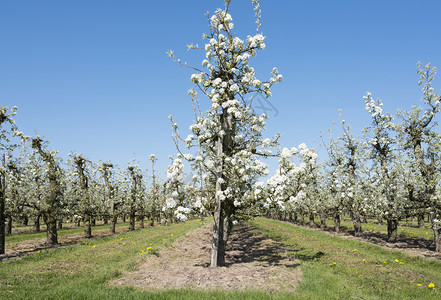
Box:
1;0;441;177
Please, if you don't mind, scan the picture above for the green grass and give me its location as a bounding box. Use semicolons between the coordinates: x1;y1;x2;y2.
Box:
2;217;441;299
250;217;441;300
1;218;293;300
322;218;435;241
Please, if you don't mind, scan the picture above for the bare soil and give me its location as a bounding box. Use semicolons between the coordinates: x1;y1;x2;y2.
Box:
109;222;302;292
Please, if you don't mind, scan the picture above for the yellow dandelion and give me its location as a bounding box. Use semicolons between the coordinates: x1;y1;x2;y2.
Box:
399;262;404;265
92;245;96;248
171;234;174;236
428;283;435;288
147;247;152;250
353;249;358;252
332;262;336;266
394;259;399;263
362;259;366;262
123;242;126;245
417;284;422;287
36;251;41;254
383;261;387;264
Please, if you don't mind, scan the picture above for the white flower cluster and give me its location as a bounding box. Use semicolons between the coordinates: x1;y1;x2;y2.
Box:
175;206;191;221
166;158;185;183
364;92;383;117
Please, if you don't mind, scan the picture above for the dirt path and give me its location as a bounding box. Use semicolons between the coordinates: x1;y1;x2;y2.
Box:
110;222;302;292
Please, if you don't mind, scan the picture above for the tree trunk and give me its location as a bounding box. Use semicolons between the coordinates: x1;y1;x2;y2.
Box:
139;216;144;229
334;214;341;232
43;212;58;245
0;182;5;254
377;215;383;225
91;218;96;226
33;214;41;232
433;215;441;252
103;217;108;225
6;215;12;235
309;213;315;227
211;201;225;267
293;212;298;223
77;219;81;227
352;213;362;236
57;218;63;229
320;213;327;228
387;219;398;242
122;215;126;223
23;216;29;226
129;213;135;231
211;132;226;268
84;215;92;238
110;216;117;234
418;214;425;228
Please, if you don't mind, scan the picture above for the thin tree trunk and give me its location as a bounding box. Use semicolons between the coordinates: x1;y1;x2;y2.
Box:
0;153;5;254
320;213;327;228
211;134;226;268
57;218;62;229
433;214;441;252
352;213;362;236
110;216;117;234
0;183;4;254
418;214;425;228
309;213;315;227
33;214;41;232
103;217;108;225
377;215;383;225
84;215;92;238
6;215;12;235
211;201;225;267
387;219;398;242
139;215;144;229
129;213;135;231
334;214;341;232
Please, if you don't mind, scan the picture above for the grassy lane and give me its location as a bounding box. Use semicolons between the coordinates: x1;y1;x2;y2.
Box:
3;217;440;299
6;222;132;244
1;219;214;299
1;219;290;300
250;217;441;300
323;218;435;241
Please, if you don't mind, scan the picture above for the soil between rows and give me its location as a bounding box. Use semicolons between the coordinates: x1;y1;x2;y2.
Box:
109;222;302;292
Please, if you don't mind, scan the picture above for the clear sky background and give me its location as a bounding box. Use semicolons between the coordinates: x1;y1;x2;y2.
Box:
1;0;441;178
